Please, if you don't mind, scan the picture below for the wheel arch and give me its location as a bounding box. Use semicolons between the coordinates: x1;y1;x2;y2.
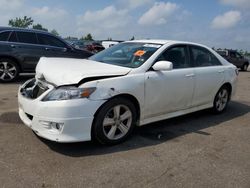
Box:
93;93;141;123
244;61;249;67
220;82;232;101
0;55;22;71
91;93;141;142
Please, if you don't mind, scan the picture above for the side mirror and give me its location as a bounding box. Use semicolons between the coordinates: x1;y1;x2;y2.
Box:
152;61;173;71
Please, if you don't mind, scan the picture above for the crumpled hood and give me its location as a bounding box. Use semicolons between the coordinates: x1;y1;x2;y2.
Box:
36;57;132;86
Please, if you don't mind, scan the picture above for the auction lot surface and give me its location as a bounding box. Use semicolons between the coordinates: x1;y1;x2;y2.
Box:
0;71;250;188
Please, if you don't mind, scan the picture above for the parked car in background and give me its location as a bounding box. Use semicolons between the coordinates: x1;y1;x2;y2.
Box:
216;49;249;71
18;40;238;145
66;40;105;54
0;27;93;82
84;41;105;53
101;40;123;49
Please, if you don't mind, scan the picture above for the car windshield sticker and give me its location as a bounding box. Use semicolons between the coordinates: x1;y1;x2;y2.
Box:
143;44;161;48
134;50;146;57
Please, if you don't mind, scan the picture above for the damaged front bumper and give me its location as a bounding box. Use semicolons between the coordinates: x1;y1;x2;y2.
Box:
18;79;105;142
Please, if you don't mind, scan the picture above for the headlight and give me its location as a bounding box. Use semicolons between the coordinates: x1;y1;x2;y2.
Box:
42;86;96;101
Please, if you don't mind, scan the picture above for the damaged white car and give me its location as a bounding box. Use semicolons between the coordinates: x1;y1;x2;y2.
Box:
18;40;238;144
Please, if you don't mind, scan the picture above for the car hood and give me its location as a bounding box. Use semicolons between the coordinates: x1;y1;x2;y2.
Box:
36;57;132;86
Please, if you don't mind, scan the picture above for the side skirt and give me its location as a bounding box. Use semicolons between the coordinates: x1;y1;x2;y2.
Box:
139;103;213;126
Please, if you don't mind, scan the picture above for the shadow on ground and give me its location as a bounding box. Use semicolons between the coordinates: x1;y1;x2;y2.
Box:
0;75;34;85
35;101;250;157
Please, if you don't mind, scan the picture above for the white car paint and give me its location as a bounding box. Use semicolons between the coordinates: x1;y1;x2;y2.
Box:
101;41;120;49
36;58;132;86
18;40;238;143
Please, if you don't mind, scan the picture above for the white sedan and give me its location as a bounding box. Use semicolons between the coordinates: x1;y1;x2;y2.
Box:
18;40;238;144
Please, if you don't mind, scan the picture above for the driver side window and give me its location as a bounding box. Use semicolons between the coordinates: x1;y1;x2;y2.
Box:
156;46;190;69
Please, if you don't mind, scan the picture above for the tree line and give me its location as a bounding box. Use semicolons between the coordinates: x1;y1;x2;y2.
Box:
8;16;94;40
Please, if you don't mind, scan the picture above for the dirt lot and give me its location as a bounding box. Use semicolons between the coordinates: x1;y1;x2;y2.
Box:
0;71;250;188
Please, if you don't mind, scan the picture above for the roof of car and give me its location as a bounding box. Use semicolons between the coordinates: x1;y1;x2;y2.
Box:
217;49;236;52
127;39;204;46
0;26;50;35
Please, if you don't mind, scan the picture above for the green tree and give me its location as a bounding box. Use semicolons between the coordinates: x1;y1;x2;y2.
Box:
32;24;48;31
50;29;59;36
82;33;93;41
8;16;33;28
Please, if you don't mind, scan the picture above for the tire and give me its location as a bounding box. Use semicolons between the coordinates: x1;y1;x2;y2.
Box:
0;58;20;83
212;86;230;114
241;63;248;71
92;97;137;145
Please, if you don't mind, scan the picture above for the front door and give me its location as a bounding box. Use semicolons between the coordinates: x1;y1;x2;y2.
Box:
144;45;195;119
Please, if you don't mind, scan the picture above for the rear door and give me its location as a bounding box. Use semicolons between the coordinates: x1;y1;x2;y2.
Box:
190;45;225;107
37;33;75;58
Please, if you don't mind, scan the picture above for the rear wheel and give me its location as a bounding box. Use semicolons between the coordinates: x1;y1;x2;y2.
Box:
241;63;248;71
0;58;19;82
212;86;229;114
92;97;137;145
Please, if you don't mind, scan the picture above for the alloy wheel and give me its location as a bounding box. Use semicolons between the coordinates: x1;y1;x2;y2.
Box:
102;105;132;140
215;88;228;112
0;61;17;81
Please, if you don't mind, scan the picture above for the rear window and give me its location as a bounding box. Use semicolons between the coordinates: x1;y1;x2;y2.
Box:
0;31;11;41
16;32;37;44
191;46;222;67
8;32;18;42
37;34;66;48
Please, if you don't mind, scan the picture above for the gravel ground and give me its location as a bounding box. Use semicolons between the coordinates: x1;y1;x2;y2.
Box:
0;70;250;188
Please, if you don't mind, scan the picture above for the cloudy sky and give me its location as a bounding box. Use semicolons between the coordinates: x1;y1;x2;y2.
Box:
0;0;249;50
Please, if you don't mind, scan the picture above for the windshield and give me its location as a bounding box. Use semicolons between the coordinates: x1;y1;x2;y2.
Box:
89;42;161;68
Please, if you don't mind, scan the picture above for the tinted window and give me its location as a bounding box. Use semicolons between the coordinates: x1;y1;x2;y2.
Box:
8;32;18;42
157;46;190;69
191;46;221;67
217;50;227;57
230;51;236;58
37;34;66;48
16;32;37;44
0;31;11;41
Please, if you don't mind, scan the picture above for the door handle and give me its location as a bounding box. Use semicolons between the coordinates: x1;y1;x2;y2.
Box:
10;44;17;48
45;48;50;51
185;74;195;77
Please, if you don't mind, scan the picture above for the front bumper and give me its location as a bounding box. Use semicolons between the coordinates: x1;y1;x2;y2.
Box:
18;79;105;142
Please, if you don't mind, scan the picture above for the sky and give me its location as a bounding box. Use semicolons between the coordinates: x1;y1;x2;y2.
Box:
0;0;250;50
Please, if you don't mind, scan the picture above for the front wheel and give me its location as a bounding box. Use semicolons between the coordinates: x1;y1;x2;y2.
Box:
92;97;137;145
0;58;19;82
212;86;229;114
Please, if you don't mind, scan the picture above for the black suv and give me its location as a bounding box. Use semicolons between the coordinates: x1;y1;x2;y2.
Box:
216;49;249;71
0;27;93;82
